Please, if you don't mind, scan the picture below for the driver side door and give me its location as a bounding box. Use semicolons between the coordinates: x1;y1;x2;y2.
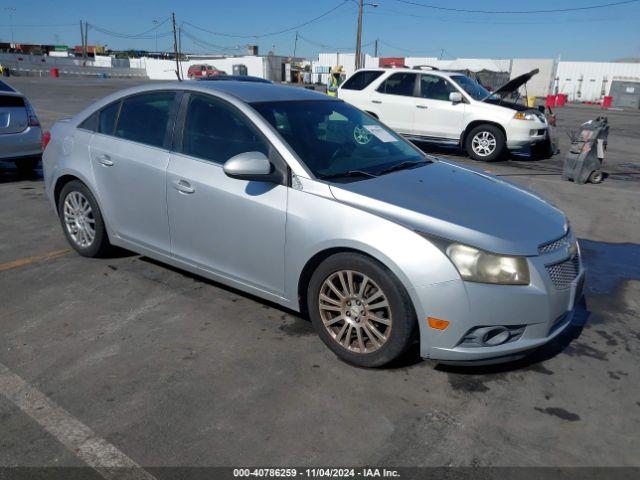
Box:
166;93;288;295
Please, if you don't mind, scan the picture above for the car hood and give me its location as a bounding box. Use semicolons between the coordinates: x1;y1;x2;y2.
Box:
485;68;539;99
328;161;566;256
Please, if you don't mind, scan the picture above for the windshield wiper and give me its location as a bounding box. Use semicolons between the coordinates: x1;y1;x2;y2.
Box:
319;170;378;180
376;159;431;176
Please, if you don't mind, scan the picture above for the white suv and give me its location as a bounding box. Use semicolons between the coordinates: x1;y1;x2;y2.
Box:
338;67;548;162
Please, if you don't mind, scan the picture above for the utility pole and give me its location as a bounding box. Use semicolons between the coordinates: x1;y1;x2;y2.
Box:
374;39;378;57
172;12;181;81
439;48;444;60
79;20;84;57
152;19;159;52
355;0;363;70
4;7;15;44
293;31;299;58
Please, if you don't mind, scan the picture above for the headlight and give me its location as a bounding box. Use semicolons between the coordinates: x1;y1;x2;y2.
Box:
513;111;538;121
445;243;530;285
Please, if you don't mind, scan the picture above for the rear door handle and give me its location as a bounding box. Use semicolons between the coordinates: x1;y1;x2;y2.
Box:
416;105;428;109
97;154;114;166
173;179;195;194
371;100;382;104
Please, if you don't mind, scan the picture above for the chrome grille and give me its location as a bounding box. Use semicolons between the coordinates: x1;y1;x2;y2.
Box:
546;256;580;289
539;230;574;255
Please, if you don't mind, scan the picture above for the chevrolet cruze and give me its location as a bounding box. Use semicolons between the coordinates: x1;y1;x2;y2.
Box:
43;82;584;367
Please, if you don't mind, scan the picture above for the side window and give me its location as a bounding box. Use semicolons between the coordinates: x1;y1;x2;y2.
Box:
377;73;417;96
115;92;176;148
420;75;458;101
78;112;98;132
181;94;269;164
341;70;384;91
98;102;120;135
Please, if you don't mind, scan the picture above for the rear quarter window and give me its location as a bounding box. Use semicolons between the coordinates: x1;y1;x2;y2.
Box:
78;112;98;132
341;71;384;91
0;80;16;92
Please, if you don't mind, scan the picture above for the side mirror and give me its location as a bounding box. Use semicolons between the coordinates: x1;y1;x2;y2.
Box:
223;151;274;182
450;92;463;104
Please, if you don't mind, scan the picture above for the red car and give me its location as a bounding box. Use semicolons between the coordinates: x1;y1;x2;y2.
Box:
187;64;226;79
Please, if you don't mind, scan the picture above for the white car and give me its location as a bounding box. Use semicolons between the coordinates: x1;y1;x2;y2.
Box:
338;67;548;162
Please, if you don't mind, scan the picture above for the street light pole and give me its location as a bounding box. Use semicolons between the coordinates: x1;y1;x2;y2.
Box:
152;19;159;53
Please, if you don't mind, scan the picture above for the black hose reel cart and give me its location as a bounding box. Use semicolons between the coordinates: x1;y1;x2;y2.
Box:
562;116;609;184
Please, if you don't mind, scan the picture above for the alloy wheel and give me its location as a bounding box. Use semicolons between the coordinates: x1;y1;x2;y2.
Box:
318;270;392;354
63;191;96;248
471;131;497;157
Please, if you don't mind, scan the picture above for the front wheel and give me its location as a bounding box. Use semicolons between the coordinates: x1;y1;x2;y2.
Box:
307;253;417;368
465;124;506;162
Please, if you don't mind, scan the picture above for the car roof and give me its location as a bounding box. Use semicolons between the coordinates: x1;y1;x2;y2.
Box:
130;80;332;103
356;67;459;78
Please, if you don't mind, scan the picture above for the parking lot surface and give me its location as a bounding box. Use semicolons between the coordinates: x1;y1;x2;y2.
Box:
1;77;639;469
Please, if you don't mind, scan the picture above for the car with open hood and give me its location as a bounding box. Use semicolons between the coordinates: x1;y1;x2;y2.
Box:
338;67;548;161
42;81;584;367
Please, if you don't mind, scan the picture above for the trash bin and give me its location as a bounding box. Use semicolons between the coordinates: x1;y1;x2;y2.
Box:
602;96;613;109
556;94;567;107
50;68;59;78
546;95;557;108
562;116;609;184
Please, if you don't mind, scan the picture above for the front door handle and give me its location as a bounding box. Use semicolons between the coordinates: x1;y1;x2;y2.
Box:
173;179;195;194
371;100;382;104
97;154;114;166
416;105;429;109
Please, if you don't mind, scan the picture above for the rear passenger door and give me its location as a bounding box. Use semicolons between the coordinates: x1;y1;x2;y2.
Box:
166;93;287;295
370;72;418;135
89;91;179;254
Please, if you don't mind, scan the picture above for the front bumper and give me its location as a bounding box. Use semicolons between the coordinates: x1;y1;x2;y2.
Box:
506;120;548;150
415;247;585;363
0;126;42;160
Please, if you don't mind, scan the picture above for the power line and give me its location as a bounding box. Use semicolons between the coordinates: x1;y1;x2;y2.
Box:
183;0;350;39
180;28;242;52
373;6;640;24
0;23;77;27
392;0;640;14
88;24;174;40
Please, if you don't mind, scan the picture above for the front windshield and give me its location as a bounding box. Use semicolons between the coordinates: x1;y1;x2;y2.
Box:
251;100;427;180
451;75;492;101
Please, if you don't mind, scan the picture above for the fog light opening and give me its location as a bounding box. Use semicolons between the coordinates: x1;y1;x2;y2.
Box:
481;327;510;346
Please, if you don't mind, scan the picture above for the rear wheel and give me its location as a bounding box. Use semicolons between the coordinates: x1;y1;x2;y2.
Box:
58;180;111;257
465;124;506;162
307;253;417;368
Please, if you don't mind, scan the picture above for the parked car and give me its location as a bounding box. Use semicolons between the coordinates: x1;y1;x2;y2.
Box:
42;82;584;367
187;64;226;79
338;67;548;162
196;74;272;84
0;79;42;172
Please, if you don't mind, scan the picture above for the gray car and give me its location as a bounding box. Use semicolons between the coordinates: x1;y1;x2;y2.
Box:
43;81;585;367
0;80;42;172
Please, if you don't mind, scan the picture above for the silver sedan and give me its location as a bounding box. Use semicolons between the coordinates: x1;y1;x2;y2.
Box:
0;80;42;172
43;82;585;367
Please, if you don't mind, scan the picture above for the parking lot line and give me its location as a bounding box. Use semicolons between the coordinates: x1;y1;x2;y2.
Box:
0;363;157;480
0;249;73;273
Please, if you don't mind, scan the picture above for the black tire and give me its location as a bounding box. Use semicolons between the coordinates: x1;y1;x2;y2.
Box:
465;124;506;162
589;170;604;184
14;156;40;174
307;252;417;368
58;180;112;257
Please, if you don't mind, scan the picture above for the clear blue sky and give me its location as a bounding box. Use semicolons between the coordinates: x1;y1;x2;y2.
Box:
3;0;640;61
